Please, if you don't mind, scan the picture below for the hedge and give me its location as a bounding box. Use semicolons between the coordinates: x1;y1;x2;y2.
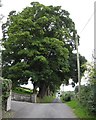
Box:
0;77;12;110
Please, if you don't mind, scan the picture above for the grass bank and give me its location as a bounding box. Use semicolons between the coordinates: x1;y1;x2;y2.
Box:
66;100;96;120
37;95;55;103
12;87;32;95
2;110;15;118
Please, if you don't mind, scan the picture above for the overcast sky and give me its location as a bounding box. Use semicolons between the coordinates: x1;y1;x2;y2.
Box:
0;0;95;62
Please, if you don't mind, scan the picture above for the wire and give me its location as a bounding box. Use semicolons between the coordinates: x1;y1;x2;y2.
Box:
80;12;94;34
79;1;96;34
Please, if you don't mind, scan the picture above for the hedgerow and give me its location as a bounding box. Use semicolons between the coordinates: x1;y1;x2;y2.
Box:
1;77;12;110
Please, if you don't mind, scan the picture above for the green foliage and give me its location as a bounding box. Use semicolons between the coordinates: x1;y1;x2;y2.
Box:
89;65;96;85
1;77;12;110
13;87;32;95
87;65;96;114
2;110;14;119
68;53;87;84
67;100;96;119
1;77;12;99
61;92;74;102
75;85;96;115
74;64;96;116
37;95;55;103
2;2;71;88
2;2;87;97
80;85;92;106
63;94;71;102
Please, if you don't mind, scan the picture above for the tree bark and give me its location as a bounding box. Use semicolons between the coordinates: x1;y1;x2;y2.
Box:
46;86;50;96
37;81;48;98
33;82;37;94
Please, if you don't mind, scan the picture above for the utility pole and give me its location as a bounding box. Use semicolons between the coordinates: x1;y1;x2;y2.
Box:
0;2;2;120
76;35;81;102
0;0;3;77
94;1;96;109
94;3;96;66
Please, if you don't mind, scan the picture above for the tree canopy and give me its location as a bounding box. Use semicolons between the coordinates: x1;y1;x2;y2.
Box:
2;2;87;97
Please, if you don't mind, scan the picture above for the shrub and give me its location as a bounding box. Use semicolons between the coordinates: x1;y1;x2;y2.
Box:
13;87;32;94
37;95;55;103
1;77;12;110
61;93;72;102
75;84;96;115
63;94;71;102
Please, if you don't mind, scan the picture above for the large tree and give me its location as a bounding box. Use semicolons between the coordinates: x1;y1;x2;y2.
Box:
2;2;86;97
68;53;87;84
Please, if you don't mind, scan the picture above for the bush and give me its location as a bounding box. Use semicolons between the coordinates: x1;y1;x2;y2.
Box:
1;77;12;110
63;94;71;102
61;93;72;102
37;95;55;103
75;85;96;115
13;87;32;94
67;100;96;119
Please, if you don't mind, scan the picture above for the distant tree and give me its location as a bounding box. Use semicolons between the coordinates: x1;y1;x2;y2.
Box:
69;53;87;84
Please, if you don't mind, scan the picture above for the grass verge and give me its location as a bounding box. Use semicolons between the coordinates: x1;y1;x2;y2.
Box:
66;100;96;120
37;95;55;103
2;110;15;118
12;87;32;95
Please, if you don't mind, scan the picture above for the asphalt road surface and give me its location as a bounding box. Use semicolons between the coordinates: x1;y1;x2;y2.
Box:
11;100;77;118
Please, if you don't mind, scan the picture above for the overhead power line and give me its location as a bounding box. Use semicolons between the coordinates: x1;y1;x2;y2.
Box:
80;12;94;34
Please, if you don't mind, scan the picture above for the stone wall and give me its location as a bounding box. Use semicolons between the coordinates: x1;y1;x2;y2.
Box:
12;92;37;103
12;92;31;102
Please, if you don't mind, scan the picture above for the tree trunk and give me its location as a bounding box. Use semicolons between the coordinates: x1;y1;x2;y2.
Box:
46;86;50;96
38;82;48;98
33;82;37;94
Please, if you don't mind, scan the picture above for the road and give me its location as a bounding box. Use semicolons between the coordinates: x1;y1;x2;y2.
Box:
11;100;77;118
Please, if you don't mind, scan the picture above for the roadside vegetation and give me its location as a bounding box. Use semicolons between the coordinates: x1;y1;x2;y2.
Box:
1;77;14;118
2;110;14;119
61;64;96;119
66;100;96;119
61;91;74;102
1;77;12;110
37;95;55;103
61;91;96;119
12;87;33;95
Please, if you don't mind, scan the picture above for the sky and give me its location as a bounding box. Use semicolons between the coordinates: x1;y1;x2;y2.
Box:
0;0;95;91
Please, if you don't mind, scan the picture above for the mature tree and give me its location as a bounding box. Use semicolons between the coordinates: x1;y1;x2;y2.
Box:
2;2;86;97
89;63;96;108
69;53;87;85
